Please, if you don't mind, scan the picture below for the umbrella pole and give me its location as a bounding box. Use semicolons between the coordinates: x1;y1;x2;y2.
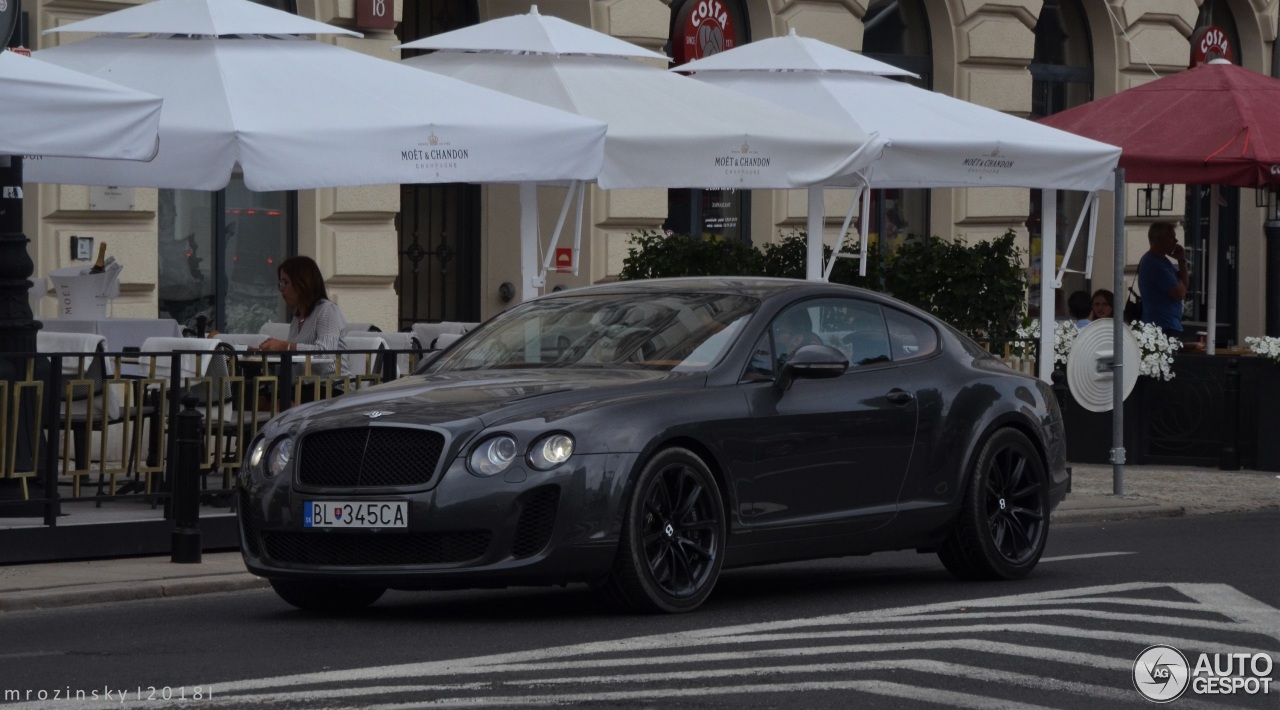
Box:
1038;189;1056;383
519;182;543;303
1207;185;1220;355
806;187;824;281
1113;168;1127;494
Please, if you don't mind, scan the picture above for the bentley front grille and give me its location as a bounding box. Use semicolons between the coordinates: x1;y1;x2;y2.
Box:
298;427;444;487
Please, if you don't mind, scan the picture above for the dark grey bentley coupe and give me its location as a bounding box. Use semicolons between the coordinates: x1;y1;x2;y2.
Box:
238;277;1068;613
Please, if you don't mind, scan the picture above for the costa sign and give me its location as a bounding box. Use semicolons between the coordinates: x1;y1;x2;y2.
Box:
673;0;736;65
1190;25;1234;67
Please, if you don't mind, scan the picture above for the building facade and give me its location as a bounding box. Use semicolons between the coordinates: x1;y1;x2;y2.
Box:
19;0;1279;342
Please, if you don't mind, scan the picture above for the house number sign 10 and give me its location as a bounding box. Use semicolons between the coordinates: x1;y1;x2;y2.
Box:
356;0;395;31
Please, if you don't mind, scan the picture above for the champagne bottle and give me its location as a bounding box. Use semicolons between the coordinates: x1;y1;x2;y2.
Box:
88;243;107;274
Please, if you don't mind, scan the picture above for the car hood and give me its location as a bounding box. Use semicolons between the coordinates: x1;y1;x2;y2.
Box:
277;368;693;431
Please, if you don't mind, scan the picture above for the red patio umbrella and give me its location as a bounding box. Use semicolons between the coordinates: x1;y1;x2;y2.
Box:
1040;61;1280;187
1040;60;1280;356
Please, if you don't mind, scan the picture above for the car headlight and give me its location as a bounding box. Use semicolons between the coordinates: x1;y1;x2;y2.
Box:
528;434;574;470
469;435;518;477
247;437;269;470
267;437;293;478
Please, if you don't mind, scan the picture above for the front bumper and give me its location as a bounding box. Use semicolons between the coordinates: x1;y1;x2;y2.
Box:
239;451;638;589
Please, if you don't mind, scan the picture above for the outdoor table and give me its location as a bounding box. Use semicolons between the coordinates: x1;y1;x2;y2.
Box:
40;318;182;353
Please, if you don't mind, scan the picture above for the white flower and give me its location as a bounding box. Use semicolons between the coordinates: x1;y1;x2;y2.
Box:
1245;336;1280;363
1128;321;1181;381
1012;319;1077;367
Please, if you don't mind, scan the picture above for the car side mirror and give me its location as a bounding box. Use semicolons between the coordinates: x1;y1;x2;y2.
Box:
776;344;848;392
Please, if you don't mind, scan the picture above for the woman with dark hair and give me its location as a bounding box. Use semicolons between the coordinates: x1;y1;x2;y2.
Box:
256;255;352;399
1090;289;1114;321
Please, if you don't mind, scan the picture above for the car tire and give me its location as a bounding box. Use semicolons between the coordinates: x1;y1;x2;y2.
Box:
269;579;386;612
605;447;726;614
938;428;1049;581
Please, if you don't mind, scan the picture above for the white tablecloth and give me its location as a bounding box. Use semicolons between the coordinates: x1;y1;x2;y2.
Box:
40;318;183;353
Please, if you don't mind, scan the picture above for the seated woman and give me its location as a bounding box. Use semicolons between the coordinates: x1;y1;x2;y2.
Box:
255;255;353;405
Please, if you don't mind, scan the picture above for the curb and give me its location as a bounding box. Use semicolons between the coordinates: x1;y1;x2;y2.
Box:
0;575;270;612
1052;502;1185;525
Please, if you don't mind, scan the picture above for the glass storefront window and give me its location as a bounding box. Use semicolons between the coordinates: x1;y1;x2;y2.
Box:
158;179;294;334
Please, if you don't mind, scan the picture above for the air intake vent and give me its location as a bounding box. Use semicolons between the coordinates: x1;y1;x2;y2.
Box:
511;486;560;558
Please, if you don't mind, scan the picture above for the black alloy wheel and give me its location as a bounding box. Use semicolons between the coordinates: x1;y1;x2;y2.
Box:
606;447;725;613
986;438;1047;565
938;428;1049;581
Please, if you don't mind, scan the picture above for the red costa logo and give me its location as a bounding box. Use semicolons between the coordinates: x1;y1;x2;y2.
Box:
674;0;736;65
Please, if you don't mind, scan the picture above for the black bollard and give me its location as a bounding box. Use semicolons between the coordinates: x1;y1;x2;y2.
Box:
171;393;204;563
1220;357;1241;471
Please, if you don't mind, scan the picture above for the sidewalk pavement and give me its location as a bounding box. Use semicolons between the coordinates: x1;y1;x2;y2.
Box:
1;463;1277;612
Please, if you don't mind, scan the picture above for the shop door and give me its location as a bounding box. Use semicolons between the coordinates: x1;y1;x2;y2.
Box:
395;0;481;330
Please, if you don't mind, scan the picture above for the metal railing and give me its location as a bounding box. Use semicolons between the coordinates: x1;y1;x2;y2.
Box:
0;344;424;525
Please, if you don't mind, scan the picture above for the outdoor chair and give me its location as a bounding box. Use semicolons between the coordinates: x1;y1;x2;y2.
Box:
431;332;464;350
411;321;474;352
378;331;421;378
342;335;391;390
138;337;254;493
36;332;136;499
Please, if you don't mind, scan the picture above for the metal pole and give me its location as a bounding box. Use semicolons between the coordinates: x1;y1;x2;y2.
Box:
1038;190;1056;382
171;393;203;563
806;186;824;280
1112;168;1126;495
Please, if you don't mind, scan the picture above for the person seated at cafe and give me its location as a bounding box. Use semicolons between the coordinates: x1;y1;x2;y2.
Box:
1090;289;1114;321
1067;290;1092;328
255;255;352;403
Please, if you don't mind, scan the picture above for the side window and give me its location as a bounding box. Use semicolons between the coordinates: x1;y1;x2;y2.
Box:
884;307;939;361
746;298;894;379
824;299;891;367
744;303;821;380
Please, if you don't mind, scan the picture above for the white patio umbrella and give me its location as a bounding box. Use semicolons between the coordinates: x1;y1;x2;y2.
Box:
401;8;881;191
679;32;1122;381
398;7;885;301
26;0;606;191
1;50;161;159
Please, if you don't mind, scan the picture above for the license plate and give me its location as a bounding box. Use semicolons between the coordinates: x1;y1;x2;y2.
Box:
304;501;407;528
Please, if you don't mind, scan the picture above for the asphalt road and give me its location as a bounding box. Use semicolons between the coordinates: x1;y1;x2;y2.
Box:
0;511;1275;709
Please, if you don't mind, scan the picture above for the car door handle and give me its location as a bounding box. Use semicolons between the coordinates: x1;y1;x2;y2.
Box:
886;389;914;405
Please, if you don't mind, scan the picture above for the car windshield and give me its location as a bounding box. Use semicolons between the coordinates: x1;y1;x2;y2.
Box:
427;292;758;373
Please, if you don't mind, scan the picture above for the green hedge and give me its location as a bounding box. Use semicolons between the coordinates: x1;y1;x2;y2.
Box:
619;229;1026;339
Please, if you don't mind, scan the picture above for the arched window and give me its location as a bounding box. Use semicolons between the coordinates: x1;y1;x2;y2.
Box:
862;0;932;258
664;0;751;243
1028;0;1093;313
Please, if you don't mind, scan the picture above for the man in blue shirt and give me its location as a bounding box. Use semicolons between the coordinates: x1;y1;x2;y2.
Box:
1138;221;1188;338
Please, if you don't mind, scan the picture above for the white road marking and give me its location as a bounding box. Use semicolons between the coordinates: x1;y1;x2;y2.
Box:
8;583;1275;709
1039;551;1135;562
360;680;1062;710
